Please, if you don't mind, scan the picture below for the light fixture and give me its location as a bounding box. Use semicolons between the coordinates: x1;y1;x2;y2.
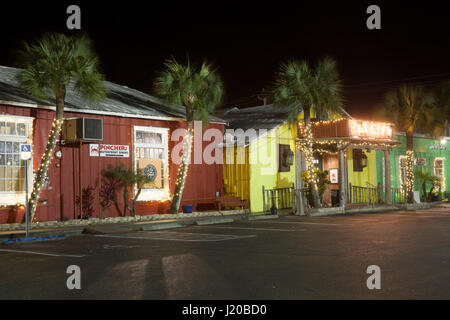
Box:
361;153;368;168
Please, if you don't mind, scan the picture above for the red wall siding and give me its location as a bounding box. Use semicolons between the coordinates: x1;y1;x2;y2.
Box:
0;104;224;222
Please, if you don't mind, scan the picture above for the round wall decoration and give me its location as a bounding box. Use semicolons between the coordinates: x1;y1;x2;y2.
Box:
144;164;157;181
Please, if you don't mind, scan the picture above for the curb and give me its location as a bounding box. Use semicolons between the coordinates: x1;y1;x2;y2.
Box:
1;228;83;239
2;234;67;244
195;218;235;226
247;214;279;221
139;221;189;231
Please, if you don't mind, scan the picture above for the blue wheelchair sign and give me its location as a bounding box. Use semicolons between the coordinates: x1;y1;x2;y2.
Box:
21;144;31;153
20;144;32;160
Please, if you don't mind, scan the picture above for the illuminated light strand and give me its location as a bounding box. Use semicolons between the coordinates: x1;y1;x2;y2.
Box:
303;123;318;191
29;119;65;221
405;150;415;197
173;127;194;198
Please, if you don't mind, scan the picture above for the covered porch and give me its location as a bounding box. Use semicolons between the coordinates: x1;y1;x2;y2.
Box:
295;118;401;209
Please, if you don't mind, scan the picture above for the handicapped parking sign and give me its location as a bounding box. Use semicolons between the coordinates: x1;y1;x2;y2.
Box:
20;144;32;160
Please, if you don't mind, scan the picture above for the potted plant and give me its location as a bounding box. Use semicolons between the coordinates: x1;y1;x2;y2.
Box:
76;185;96;219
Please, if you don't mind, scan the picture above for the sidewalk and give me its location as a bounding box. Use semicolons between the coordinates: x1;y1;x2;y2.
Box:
0;210;277;240
298;201;444;217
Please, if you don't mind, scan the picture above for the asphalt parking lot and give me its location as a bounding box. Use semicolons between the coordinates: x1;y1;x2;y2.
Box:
1;206;450;299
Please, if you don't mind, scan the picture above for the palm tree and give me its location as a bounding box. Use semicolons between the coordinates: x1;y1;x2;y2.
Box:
272;57;343;208
385;85;434;203
414;169;437;202
155;57;224;214
425;81;450;137
16;33;106;222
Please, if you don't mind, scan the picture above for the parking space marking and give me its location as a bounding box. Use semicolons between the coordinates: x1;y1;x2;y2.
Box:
0;249;86;258
93;231;256;242
195;226;306;232
383;214;450;218
254;221;342;226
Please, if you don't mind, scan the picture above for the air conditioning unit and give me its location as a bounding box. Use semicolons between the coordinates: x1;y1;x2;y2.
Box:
62;117;103;142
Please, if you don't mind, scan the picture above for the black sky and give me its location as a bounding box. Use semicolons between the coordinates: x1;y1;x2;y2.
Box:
1;1;449;119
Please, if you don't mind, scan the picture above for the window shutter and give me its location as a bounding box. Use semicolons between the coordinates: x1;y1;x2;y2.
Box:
353;149;363;172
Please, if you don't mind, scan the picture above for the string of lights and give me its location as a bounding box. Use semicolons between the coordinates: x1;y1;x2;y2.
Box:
28;118;64;222
173;126;194;199
405;150;415;198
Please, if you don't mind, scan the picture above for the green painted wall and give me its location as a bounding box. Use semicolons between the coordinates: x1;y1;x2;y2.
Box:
376;136;450;199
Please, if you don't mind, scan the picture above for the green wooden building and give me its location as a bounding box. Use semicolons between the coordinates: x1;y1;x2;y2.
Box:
376;134;450;201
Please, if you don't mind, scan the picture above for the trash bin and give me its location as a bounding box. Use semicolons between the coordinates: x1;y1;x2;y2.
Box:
182;205;194;213
331;190;339;207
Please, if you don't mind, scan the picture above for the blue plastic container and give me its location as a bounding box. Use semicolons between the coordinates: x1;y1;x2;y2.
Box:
182;205;194;214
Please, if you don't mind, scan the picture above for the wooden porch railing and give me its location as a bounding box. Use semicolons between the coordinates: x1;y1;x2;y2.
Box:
348;183;406;205
262;184;295;214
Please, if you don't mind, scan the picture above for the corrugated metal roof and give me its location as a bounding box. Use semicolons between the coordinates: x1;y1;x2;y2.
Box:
215;103;297;131
0;65;226;123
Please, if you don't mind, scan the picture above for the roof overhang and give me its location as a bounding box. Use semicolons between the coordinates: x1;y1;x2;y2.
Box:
0;99;227;125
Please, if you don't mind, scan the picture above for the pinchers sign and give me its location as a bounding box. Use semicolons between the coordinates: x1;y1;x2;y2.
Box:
89;144;130;158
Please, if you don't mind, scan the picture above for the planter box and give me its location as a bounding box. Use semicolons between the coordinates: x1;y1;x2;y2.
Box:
0;208;25;224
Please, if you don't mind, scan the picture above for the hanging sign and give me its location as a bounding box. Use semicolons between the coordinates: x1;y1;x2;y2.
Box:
329;168;338;184
89;144;129;157
414;158;426;166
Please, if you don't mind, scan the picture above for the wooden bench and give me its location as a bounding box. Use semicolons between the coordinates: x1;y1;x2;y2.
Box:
216;196;249;213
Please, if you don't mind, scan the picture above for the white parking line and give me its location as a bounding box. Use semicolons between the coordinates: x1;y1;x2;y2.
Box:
93;232;256;242
196;226;306;232
254;221;341;226
0;249;86;258
384;214;450;218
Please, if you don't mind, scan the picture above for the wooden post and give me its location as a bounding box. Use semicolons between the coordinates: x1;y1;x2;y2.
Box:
338;149;347;208
262;185;266;214
384;149;391;204
349;183;352;204
79;140;83;219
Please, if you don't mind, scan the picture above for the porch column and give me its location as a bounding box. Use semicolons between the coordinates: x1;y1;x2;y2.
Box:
295;144;303;190
338;148;347;207
295;144;305;215
384;149;391;204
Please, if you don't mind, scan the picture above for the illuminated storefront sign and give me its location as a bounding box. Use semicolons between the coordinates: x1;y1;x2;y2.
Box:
349;120;393;139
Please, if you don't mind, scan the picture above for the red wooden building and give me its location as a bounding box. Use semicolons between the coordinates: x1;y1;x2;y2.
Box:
0;66;225;223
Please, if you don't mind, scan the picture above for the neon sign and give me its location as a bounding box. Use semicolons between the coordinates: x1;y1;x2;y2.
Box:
349;120;393;139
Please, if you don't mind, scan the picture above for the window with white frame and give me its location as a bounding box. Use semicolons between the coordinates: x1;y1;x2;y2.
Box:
434;158;445;191
0;115;33;204
133;126;169;201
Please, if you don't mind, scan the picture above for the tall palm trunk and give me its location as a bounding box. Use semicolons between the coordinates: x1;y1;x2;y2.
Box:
405;129;415;203
170;112;194;214
303;106;321;208
26;88;66;222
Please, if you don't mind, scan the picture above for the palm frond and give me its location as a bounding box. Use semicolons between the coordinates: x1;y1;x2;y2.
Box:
272;57;344;123
155;57;224;123
16;32;107;103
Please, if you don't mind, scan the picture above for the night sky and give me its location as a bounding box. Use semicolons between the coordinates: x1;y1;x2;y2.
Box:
1;1;449;119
